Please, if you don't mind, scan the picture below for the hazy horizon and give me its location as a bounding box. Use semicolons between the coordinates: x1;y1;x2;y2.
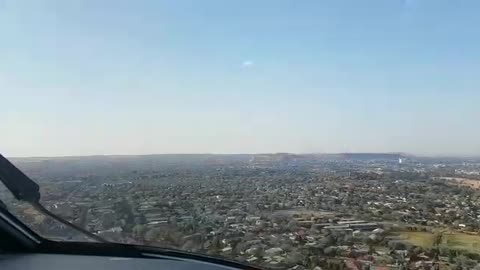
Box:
2;1;480;157
7;151;480;160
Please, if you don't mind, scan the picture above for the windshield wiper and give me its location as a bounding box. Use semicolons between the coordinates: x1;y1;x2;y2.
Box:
0;154;107;243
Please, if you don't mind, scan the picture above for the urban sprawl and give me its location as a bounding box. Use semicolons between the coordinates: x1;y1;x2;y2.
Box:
3;153;480;270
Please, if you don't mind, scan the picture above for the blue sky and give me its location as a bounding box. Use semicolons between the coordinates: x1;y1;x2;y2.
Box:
1;0;480;157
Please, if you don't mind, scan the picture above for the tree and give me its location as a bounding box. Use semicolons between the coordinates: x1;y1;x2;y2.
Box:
208;236;222;253
132;224;147;240
230;238;241;255
433;232;443;247
448;249;456;264
253;246;265;261
285;251;305;266
144;228;162;242
286;220;298;232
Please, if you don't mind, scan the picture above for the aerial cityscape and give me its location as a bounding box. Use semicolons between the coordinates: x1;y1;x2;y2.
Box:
3;1;480;269
2;153;480;269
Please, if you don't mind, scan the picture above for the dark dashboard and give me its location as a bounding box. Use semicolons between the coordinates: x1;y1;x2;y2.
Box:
0;253;240;270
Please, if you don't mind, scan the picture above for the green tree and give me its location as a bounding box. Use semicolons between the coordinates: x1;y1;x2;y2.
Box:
433;232;443;247
132;224;147;240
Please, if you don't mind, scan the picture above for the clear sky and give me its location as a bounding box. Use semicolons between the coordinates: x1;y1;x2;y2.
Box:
1;0;480;157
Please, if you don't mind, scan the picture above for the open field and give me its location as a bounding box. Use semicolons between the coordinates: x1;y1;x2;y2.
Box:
443;233;480;253
396;232;435;248
439;177;480;189
397;231;480;253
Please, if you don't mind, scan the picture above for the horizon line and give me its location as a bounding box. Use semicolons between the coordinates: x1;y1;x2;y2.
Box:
6;152;480;159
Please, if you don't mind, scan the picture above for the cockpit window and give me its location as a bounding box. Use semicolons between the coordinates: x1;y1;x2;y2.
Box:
2;1;480;269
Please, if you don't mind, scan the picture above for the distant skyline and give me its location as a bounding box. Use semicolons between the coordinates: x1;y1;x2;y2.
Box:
8;152;480;160
2;1;480;157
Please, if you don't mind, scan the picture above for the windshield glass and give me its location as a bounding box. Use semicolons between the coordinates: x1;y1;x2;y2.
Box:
2;1;480;269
